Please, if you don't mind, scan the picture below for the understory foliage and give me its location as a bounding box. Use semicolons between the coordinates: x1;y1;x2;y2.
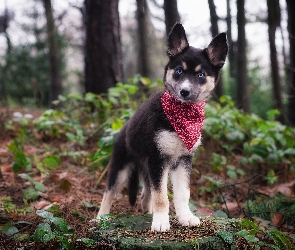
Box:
1;77;295;248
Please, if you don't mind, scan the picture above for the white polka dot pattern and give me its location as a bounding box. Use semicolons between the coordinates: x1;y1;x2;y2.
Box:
161;91;205;151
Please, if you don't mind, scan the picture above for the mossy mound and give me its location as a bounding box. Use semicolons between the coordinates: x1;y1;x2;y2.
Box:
92;214;249;249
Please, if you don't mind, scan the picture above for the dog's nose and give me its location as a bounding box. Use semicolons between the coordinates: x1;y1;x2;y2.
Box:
180;89;190;97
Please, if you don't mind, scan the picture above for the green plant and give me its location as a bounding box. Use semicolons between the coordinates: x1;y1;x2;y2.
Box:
236;219;293;250
226;165;246;180
33;209;72;249
204;95;295;180
198;176;223;194
90;78;156;169
264;169;278;185
7;139;32;173
215;218;294;249
18;173;46;201
245;196;295;226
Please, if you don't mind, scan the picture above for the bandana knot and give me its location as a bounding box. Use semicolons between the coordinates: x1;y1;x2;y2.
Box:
161;91;205;151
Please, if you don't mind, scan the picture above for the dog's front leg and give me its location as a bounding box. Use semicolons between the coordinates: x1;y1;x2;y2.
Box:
171;163;200;227
150;167;170;232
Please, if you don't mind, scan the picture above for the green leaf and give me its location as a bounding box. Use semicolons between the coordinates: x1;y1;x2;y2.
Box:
267;109;280;121
11;162;22;174
58;235;73;250
111;119;123;131
284;148;295;155
82;201;99;208
14;151;28;167
23;188;39;201
7;140;20;155
236;168;246;176
78;238;96;246
34;182;46;192
33;223;55;243
43;155;61;170
212;210;228;218
227;170;237;179
7;226;19;236
0;221;18;236
51;217;69;233
217;230;234;244
36;210;54;220
240;219;260;234
18;173;35;185
268;230;293;250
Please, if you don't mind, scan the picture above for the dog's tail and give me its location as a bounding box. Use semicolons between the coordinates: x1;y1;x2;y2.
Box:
128;167;139;208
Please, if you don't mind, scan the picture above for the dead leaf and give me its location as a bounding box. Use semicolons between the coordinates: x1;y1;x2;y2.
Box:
222;202;239;212
58;172;68;180
0;163;13;174
0;147;8;156
34;200;51;209
196;207;214;216
270;213;283;227
257;180;295;197
59;178;72;192
24;145;39;155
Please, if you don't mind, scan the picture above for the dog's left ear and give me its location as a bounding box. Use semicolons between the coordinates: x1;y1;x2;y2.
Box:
167;23;189;57
205;32;228;68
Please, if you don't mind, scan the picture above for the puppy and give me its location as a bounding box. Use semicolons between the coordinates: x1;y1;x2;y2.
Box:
97;23;228;232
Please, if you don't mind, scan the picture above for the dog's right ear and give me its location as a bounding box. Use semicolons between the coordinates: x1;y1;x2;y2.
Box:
167;23;189;57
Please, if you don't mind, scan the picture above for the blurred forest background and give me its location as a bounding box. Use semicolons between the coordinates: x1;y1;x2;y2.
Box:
0;0;295;125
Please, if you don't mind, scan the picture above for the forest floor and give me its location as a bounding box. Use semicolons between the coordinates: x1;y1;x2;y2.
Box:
0;107;295;249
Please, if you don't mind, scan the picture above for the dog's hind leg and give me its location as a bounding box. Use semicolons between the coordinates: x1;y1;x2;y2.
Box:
97;166;129;216
140;174;152;214
97;126;131;217
170;157;200;227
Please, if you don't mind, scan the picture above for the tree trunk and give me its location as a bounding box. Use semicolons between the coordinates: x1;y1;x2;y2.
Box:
208;0;223;99
0;1;11;105
43;0;63;105
236;0;250;112
163;0;180;36
136;0;152;77
226;0;236;79
267;0;284;122
84;0;123;94
286;0;295;126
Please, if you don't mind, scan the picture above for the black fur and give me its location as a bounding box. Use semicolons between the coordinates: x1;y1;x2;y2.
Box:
106;90;173;192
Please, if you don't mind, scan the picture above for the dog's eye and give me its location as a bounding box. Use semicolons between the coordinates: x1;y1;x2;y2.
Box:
175;68;183;75
197;72;205;78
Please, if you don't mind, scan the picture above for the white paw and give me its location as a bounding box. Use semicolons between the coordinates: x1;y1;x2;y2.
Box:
151;213;170;232
178;214;200;227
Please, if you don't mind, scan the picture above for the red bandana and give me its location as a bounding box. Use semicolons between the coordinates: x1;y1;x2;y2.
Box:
161;91;205;151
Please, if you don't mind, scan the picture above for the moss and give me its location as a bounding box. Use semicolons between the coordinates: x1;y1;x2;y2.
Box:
92;214;241;249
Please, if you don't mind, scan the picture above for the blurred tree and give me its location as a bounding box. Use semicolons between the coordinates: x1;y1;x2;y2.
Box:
267;0;284;122
0;0;66;107
226;0;236;79
136;0;152;78
0;0;12;105
42;0;63;106
236;0;250;112
208;0;224;99
286;0;295;126
84;0;123;94
164;0;180;36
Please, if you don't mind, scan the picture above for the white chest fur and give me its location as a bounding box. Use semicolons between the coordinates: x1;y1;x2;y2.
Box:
155;130;202;158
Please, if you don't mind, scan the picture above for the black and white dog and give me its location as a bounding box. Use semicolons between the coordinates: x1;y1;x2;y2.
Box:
97;23;228;232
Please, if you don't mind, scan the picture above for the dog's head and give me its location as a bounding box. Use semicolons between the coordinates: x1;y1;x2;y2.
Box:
164;23;228;103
